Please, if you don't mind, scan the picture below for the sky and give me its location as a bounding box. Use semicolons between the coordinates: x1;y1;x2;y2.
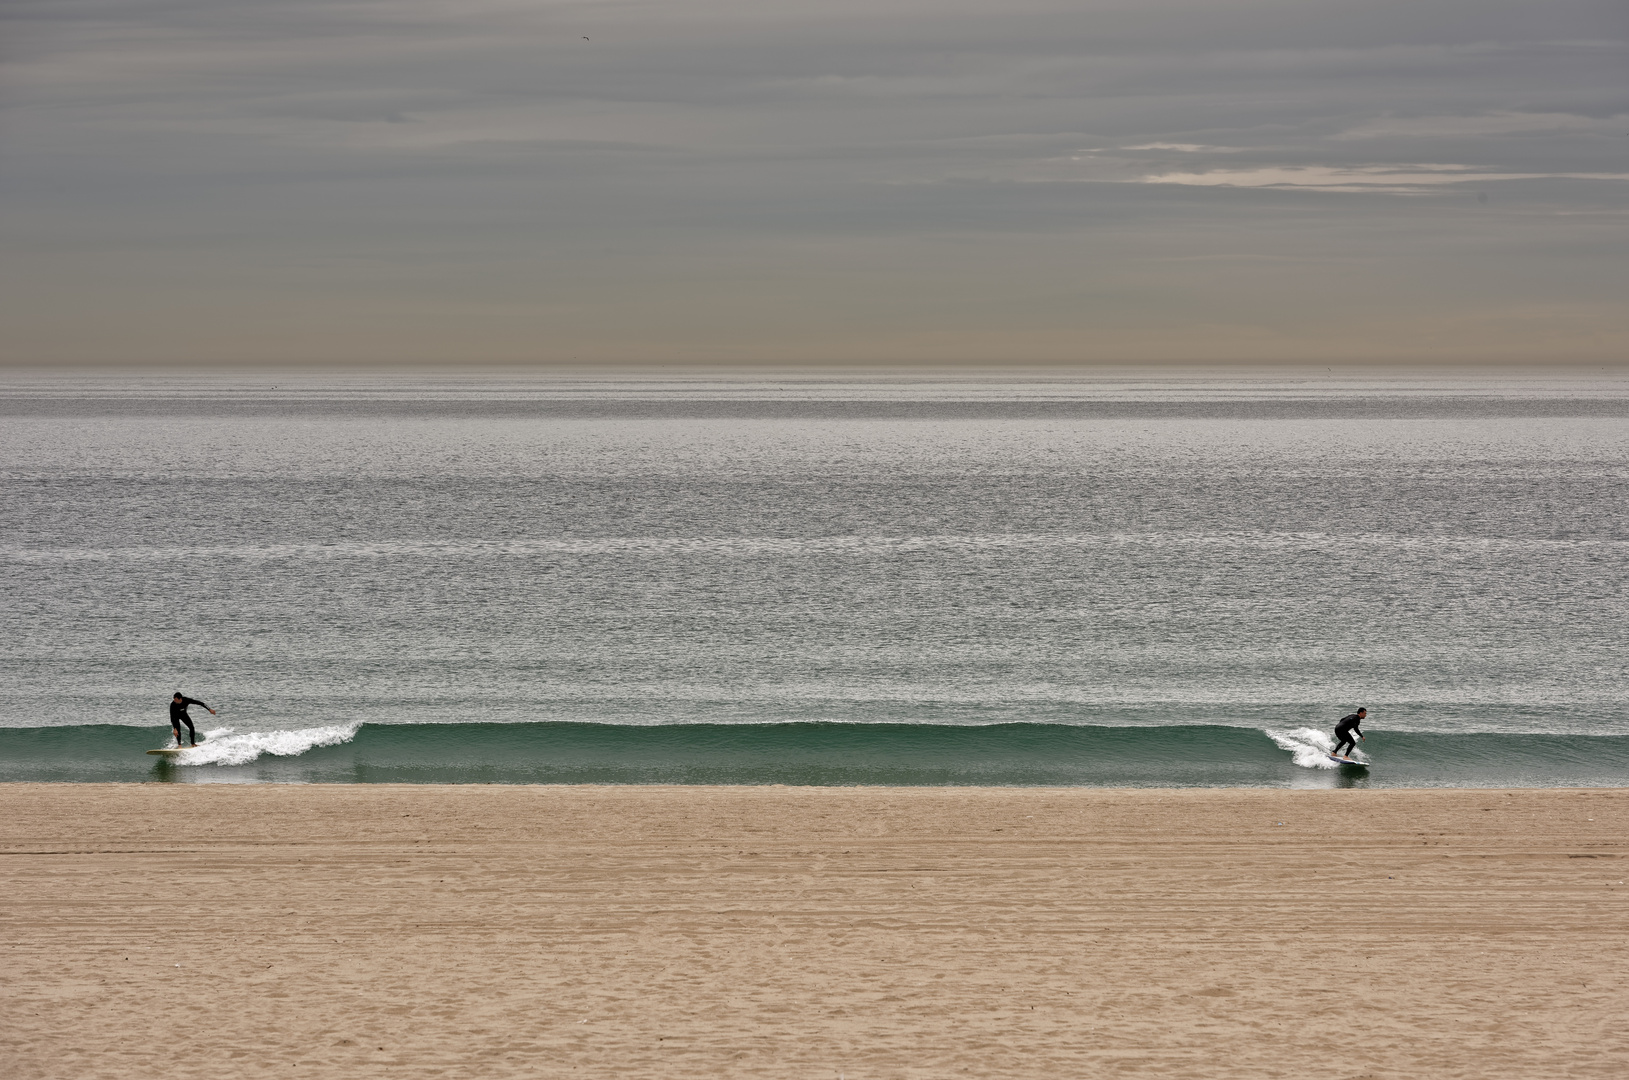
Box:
1;0;1625;366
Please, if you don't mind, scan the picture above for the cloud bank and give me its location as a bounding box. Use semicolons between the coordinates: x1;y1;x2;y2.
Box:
2;0;1625;364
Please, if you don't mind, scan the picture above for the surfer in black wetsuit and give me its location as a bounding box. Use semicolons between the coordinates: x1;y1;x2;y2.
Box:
169;692;216;747
1333;708;1366;758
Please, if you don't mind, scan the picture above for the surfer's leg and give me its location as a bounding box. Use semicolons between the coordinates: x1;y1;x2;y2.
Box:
172;722;183;746
180;715;197;746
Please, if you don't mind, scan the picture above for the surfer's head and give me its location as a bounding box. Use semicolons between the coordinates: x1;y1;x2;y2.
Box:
1356;708;1367;717
173;692;183;701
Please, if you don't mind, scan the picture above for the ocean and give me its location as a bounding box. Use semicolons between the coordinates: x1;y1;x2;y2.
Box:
3;369;1626;788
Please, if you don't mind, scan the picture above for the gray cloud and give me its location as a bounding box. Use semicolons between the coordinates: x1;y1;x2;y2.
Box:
2;0;1625;364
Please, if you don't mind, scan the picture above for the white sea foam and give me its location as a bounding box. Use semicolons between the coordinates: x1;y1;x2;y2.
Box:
173;724;360;767
1266;726;1365;769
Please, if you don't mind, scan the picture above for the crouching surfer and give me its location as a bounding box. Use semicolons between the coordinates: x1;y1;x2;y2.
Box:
1332;708;1366;758
170;691;216;747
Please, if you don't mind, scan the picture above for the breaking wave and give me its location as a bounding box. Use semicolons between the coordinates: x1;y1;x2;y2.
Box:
170;724;361;767
1266;726;1369;769
0;721;1623;787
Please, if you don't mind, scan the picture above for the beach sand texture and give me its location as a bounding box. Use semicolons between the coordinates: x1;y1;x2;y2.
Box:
2;784;1625;1079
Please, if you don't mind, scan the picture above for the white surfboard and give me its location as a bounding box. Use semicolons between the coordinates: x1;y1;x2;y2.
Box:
1328;754;1368;767
146;746;195;756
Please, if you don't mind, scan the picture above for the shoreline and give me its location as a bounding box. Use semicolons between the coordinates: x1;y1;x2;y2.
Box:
6;722;1628;788
4;784;1625;1078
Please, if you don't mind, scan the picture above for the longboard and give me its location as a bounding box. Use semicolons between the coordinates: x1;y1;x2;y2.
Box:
1328;754;1368;767
147;747;197;755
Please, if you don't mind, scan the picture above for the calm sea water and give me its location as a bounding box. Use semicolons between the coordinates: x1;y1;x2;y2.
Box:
3;370;1626;787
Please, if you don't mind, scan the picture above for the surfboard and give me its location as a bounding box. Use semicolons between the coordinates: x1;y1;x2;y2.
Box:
1328;754;1368;767
146;747;194;755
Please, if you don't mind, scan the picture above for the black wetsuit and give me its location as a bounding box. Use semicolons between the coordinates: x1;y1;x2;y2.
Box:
169;696;209;746
1333;712;1363;756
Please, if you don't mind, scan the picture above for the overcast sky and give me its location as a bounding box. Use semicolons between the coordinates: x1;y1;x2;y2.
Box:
2;0;1625;366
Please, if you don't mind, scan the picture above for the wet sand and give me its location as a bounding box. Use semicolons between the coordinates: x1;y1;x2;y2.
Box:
2;784;1625;1079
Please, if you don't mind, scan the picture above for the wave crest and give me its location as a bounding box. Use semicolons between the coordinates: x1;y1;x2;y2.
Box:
175;724;360;767
1265;726;1364;769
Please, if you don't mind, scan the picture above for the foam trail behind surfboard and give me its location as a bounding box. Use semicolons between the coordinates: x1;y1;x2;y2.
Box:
175;724;361;767
1265;726;1361;769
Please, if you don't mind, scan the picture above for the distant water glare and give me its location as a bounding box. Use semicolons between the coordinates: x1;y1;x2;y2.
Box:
2;372;1626;786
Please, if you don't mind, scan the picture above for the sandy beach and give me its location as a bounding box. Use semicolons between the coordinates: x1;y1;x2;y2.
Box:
2;785;1624;1079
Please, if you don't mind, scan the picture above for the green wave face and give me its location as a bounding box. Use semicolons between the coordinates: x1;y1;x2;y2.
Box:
3;723;1628;788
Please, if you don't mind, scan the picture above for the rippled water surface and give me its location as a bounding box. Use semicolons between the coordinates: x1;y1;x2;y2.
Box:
3;371;1626;784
